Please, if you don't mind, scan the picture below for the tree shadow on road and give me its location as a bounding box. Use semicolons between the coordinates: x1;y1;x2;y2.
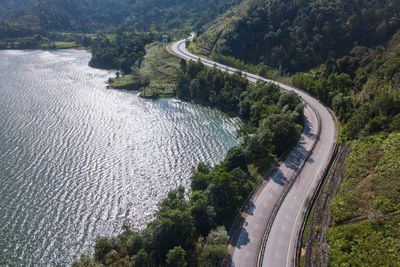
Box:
271;168;289;186
280;109;317;172
229;214;251;249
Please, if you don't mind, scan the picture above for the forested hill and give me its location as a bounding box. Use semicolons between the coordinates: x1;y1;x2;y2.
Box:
2;0;241;32
201;0;400;73
292;30;400;265
0;0;34;20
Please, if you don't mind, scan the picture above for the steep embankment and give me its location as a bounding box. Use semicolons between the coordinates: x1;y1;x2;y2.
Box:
296;24;400;267
190;1;400;265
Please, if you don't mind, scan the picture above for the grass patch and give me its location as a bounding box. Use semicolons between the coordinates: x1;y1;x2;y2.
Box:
110;42;181;98
40;41;77;49
327;132;400;265
330;132;400;224
327;215;400;266
54;41;76;49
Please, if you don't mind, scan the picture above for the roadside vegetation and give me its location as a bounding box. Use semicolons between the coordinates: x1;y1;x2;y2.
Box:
326;133;400;266
288;17;400;267
291;28;400;267
293;30;400;139
72;59;304;266
327;215;400;266
331;133;400;225
189;0;400;265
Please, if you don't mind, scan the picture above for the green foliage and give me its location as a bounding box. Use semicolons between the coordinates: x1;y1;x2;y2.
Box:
110;73;150;91
224;146;248;172
148;187;193;261
202;0;400;73
195;227;231;267
166;246;186;267
71;254;99;267
1;0;241;33
177;60;303;165
126;232;144;256
190;191;216;237
131;249;150;267
94;237;113;263
331;133;400;224
292;29;400;140
89;30;156;73
324;61;400;263
327;216;400;266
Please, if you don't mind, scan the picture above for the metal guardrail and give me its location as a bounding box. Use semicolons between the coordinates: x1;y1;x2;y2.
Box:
170;38;339;267
172;39;299;239
228;145;292;236
293;108;339;267
257;99;322;267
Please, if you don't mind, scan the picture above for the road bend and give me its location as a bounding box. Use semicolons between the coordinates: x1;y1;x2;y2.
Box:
169;36;337;267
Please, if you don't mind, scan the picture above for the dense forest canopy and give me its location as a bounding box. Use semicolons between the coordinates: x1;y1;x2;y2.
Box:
0;0;34;20
208;0;400;73
293;29;400;140
88;29;157;73
0;0;241;32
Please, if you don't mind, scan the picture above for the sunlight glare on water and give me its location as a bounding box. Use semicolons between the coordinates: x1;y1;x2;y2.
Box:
0;49;240;266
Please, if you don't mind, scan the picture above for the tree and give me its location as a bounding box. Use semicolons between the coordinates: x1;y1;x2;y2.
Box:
94;237;113;263
71;255;98;267
166;246;187;267
131;249;150;267
190;191;216;237
127;232;144;256
205;170;240;227
150;187;193;261
224;146;248;172
196;227;231;266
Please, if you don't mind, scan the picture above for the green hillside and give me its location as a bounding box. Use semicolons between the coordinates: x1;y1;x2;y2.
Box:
2;0;242;32
293;30;400;140
283;8;400;267
0;0;34;20
327;132;400;266
193;0;400;73
188;1;400;265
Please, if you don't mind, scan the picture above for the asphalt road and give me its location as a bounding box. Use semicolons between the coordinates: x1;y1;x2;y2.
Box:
169;36;337;267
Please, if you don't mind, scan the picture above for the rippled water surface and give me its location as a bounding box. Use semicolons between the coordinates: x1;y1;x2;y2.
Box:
0;49;240;266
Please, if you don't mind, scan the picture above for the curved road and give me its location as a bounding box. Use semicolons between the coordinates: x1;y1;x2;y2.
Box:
169;36;337;267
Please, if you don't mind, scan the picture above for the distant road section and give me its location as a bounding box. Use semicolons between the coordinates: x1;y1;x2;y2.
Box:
169;36;337;267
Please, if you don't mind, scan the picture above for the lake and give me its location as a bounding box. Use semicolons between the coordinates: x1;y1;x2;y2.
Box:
0;49;240;266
